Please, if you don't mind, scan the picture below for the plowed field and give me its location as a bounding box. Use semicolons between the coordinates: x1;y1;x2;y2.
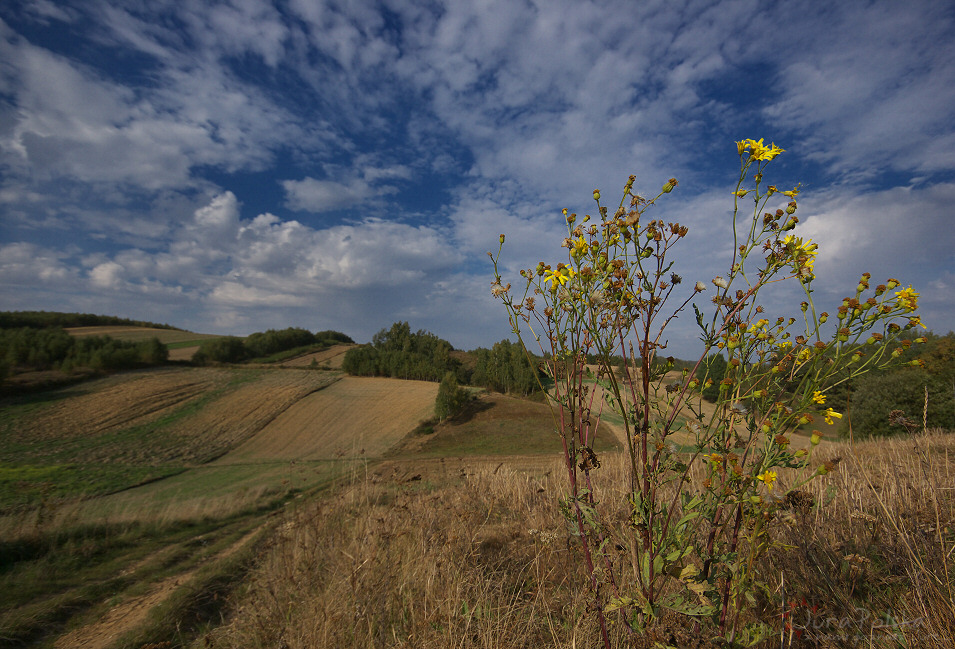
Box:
219;377;438;462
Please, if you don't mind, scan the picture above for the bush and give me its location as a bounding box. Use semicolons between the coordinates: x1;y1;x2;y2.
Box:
435;372;468;421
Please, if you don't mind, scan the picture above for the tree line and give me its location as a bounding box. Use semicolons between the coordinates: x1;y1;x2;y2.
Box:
0;327;168;382
193;328;353;364
341;322;541;396
0;311;180;330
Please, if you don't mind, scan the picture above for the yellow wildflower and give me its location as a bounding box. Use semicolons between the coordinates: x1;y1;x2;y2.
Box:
756;470;778;491
894;286;919;312
823;408;843;425
782;235;818;281
570;236;588;260
543;266;576;290
811;391;826;404
739;138;785;161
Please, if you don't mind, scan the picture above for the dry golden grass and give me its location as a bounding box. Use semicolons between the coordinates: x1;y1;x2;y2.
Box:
202;431;955;649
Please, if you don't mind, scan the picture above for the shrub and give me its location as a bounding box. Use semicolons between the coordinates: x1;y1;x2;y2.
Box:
435;372;468;421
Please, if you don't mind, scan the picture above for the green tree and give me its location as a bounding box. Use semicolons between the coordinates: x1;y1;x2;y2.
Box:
435;371;468;421
700;353;727;402
193;337;247;364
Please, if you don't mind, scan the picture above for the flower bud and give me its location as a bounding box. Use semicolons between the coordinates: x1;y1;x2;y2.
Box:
593;189;600;201
662;178;678;193
787;201;797;214
499;234;505;244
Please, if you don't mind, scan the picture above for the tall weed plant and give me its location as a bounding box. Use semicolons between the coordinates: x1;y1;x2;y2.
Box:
491;139;925;647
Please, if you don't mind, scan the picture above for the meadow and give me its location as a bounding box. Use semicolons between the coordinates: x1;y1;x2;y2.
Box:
1;353;952;648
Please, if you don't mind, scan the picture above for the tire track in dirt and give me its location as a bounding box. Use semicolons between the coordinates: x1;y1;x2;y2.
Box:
53;528;261;649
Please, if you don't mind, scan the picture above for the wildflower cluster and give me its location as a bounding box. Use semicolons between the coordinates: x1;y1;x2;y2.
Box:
490;140;922;646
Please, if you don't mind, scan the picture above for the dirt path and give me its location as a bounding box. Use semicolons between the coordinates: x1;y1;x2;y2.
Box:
53;528;260;649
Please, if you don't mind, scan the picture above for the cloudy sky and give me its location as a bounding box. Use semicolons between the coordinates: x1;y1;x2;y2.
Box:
1;0;953;358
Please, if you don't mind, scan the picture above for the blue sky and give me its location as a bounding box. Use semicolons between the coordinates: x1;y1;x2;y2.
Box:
1;0;953;359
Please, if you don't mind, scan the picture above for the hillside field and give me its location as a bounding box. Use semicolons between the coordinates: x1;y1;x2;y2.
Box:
0;363;600;649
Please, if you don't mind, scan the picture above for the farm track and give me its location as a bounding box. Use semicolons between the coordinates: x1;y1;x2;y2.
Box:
52;524;265;649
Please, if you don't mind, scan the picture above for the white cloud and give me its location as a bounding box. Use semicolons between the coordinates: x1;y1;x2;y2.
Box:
282;165;408;213
283;177;379;213
88;261;125;289
0;242;75;286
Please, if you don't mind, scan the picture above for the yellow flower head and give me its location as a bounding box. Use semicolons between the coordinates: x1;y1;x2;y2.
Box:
756;470;778;491
812;390;826;405
738;138;785;161
570;236;588;260
543;265;576;291
894;286;919;312
823;408;843;425
782;235;818;281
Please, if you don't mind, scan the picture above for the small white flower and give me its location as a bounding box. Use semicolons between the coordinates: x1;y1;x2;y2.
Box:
712;276;729;289
695;281;706;292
